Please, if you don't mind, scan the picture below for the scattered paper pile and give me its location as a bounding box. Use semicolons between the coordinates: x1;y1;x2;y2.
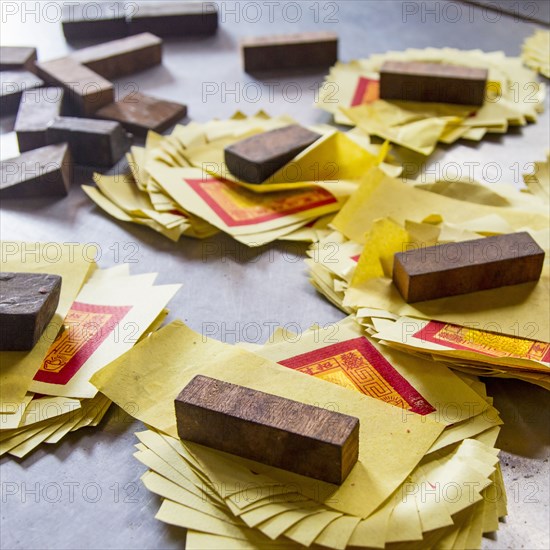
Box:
0;242;180;457
305;168;550;389
84;112;398;247
91;317;507;549
522;30;550;78
523;151;549;203
318;48;546;155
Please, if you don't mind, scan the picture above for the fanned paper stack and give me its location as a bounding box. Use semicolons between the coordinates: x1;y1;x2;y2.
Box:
91;317;507;549
83;112;398;247
318;48;545;155
305;168;550;389
0;242;180;457
523;151;549;203
522;30;550;78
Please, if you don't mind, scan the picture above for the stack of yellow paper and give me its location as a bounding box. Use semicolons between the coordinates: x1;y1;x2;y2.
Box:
83;112;397;247
318;48;545;155
522;30;550;78
523;151;549;203
91;318;507;549
0;242;181;458
304;169;550;389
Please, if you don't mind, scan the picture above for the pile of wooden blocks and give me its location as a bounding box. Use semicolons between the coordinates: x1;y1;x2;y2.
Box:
0;1;224;199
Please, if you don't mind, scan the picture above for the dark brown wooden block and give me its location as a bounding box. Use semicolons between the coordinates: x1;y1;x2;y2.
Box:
393;232;545;303
62;2;128;41
15;87;64;152
242;32;338;73
175;375;360;485
70;33;163;80
379;61;488;106
35;57;114;116
47;116;131;167
0;143;72;199
0;71;44;114
0;272;62;351
225;125;321;183
127;2;218;37
0;46;37;72
95;92;187;137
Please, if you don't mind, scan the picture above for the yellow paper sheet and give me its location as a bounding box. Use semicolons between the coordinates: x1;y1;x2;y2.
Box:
92;320;444;518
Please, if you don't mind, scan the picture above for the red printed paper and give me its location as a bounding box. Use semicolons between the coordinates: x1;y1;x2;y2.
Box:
414;321;550;363
279;337;435;415
184;177;337;227
351;76;380;107
34;302;132;385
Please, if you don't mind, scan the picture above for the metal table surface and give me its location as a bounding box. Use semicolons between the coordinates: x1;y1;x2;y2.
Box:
1;2;549;548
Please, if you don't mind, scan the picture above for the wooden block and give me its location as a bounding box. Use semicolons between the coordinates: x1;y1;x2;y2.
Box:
15;87;64;152
0;272;62;351
0;143;72;199
47;116;131;167
127;2;218;37
0;71;44;114
225;124;321;183
62;2;128;41
95;92;187;137
242;32;338;73
35;57;114;116
0;46;37;72
393;232;545;303
70;33;163;80
379;61;488;106
175;375;360;485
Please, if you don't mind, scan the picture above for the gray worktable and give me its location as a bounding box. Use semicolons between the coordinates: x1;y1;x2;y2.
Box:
1;2;549;548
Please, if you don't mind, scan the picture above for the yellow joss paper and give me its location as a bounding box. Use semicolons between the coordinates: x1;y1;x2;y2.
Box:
372;316;550;372
351;218;412;285
333;168;549;243
523;152;549;203
92;320;444;518
82;186;188;242
149;165;347;242
522;29;550;78
342;103;456;156
30;270;180;399
0;242;95;411
330;170;549;341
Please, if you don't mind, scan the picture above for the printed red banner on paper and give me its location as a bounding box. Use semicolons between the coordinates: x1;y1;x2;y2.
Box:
278;336;435;415
34;302;132;386
351;76;380;107
414;321;550;363
184;178;337;227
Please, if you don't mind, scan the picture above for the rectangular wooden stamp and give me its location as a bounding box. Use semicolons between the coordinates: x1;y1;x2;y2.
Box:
225;124;321;183
62;2;128;41
127;2;218;37
393;232;545;303
0;272;62;351
70;33;163;79
35;57;114;116
0;71;44;113
0;143;72;199
242;32;338;73
95;92;187;136
379;61;488;106
15;87;64;152
0;46;37;72
175;375;360;485
47;116;131;167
